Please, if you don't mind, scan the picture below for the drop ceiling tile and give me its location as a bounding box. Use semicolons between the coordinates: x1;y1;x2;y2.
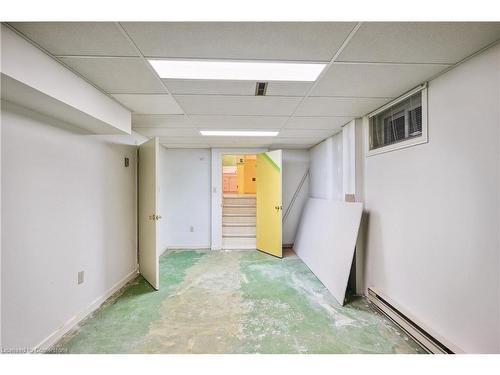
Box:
59;57;165;94
266;81;313;96
164;80;255;95
279;128;337;138
286;116;352;130
296;97;389;117
338;22;500;64
175;95;301;116
159;136;274;148
134;127;199;137
10;22;138;56
164;80;310;97
272;136;321;147
132;114;190;128
161;143;210;149
207;139;274;148
271;144;314;150
275;136;325;143
112;94;184;114
311;62;449;97
190;115;289;129
122;22;357;61
159;136;208;144
211;136;273;145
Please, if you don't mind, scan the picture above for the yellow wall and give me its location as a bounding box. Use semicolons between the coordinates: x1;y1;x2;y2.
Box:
231;155;257;195
236;162;245;194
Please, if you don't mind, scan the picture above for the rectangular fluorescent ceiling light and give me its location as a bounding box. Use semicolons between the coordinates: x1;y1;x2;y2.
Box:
200;130;279;137
149;60;326;81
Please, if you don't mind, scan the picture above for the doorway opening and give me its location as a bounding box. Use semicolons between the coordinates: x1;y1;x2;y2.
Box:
221;154;257;249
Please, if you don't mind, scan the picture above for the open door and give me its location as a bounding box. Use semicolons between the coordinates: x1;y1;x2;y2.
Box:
256;150;282;258
138;137;160;290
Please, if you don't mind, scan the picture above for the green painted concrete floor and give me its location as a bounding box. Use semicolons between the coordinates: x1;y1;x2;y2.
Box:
54;250;425;354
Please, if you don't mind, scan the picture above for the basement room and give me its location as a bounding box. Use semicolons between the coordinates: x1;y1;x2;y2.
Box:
1;1;500;373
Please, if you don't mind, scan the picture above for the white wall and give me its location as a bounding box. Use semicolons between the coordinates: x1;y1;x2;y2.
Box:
159;148;211;249
342;120;356;199
1;101;138;349
363;44;500;353
309;134;343;200
282;150;310;245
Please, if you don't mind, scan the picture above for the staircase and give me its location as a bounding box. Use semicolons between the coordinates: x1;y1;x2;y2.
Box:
222;194;256;249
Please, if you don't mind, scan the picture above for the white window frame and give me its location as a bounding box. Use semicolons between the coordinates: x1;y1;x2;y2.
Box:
365;84;428;157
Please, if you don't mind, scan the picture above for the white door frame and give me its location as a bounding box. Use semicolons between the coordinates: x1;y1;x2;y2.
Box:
210;148;267;250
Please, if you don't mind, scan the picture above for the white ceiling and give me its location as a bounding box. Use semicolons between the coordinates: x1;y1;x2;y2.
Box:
119;22;358;61
8;22;500;149
110;94;183;114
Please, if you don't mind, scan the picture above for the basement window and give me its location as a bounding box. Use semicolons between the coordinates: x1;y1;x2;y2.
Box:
367;85;428;156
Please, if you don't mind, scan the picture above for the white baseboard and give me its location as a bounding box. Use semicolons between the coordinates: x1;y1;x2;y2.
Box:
35;267;139;351
367;288;463;354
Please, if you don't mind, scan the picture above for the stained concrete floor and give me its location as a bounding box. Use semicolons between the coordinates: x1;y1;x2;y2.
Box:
54;250;425;354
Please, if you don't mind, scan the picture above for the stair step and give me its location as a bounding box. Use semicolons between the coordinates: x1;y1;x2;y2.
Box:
223;225;256;236
223;204;256;208
222;236;256;250
223;206;256;215
223;215;256;225
223;234;256;238
223;197;256;205
223;194;256;198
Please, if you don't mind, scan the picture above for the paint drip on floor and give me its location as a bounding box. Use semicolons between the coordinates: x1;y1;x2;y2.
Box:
53;250;424;354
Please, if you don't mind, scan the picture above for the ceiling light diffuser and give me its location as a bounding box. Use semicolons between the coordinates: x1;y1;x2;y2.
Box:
200;130;279;137
149;60;326;81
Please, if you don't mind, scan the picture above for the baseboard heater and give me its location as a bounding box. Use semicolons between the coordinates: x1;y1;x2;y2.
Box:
367;288;454;354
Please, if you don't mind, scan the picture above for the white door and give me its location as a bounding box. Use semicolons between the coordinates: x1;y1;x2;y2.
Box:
138;137;160;290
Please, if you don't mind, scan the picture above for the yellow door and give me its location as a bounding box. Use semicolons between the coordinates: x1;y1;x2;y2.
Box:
256;150;282;258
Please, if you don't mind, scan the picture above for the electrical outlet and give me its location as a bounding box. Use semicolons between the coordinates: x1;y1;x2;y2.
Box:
190;226;194;232
78;271;84;285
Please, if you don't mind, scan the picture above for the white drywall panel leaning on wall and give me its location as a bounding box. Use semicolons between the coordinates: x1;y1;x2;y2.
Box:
293;198;363;305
